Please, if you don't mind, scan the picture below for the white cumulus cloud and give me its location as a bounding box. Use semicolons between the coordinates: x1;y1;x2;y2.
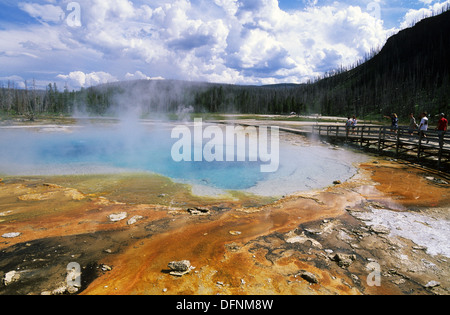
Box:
5;0;445;88
57;71;118;88
18;2;65;23
400;0;450;29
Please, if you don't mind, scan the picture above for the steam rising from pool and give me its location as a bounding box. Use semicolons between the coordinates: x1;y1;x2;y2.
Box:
0;121;364;197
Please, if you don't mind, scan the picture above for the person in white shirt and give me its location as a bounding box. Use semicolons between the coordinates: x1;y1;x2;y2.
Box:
418;112;429;141
351;116;357;134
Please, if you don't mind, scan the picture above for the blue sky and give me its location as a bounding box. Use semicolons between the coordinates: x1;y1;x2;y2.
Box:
278;0;431;28
1;0;449;90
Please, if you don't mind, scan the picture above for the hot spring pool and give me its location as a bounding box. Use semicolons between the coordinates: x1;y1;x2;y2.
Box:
0;122;365;197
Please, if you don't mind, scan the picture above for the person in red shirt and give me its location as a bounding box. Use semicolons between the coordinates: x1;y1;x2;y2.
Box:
436;113;448;146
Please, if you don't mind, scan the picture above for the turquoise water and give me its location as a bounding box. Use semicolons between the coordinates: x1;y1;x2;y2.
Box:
0;125;266;189
0;123;363;196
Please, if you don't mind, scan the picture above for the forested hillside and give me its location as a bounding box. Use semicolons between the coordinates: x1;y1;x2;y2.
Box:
1;9;449;120
309;8;450;119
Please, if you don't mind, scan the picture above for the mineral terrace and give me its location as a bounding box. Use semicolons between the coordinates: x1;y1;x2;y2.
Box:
0;156;449;295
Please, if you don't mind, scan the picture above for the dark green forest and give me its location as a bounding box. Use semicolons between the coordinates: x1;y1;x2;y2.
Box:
1;9;450;121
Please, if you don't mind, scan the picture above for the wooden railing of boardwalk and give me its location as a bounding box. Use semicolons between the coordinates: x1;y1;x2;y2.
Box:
302;125;450;171
216;121;450;171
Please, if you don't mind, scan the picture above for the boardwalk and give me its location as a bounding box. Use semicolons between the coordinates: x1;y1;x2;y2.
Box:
305;125;449;171
216;120;450;171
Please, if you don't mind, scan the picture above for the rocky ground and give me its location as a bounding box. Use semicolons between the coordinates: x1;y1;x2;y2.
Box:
0;154;449;295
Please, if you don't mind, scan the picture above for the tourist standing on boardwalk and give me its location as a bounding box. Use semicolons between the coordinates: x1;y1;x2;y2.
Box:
408;113;418;135
384;113;399;133
436;113;448;146
346;117;352;132
351;116;357;133
418;112;429;141
345;116;352;136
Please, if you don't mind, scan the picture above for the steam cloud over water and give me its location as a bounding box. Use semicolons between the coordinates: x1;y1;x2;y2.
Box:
0;121;365;197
